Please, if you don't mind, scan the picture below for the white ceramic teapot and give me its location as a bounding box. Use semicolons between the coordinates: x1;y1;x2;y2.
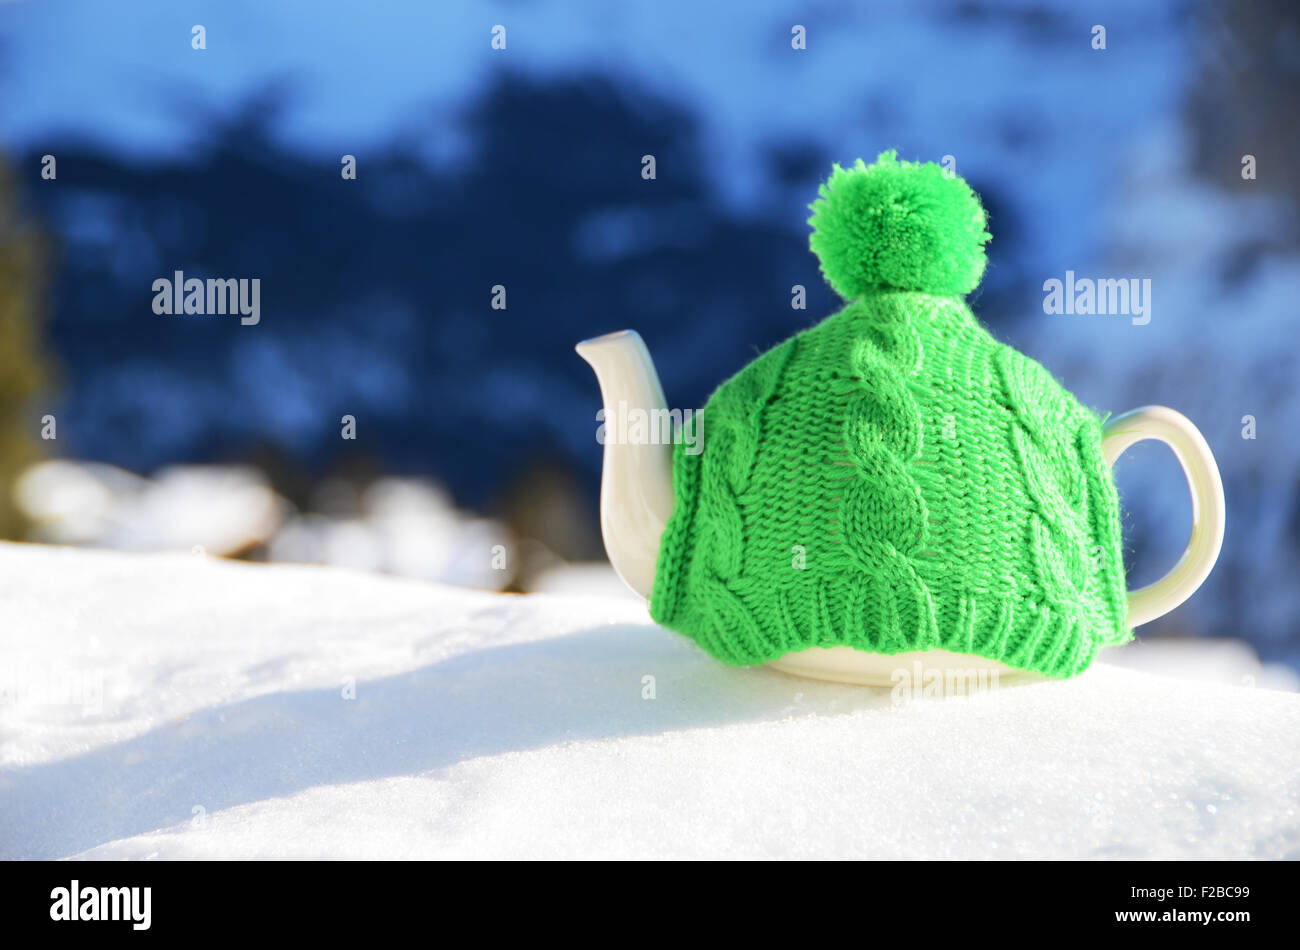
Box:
577;329;1226;686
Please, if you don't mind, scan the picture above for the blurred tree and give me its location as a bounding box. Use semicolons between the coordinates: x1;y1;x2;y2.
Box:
0;159;52;538
16;73;827;509
1188;0;1300;218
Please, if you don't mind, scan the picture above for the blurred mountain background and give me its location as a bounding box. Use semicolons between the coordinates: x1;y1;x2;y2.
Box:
0;0;1297;669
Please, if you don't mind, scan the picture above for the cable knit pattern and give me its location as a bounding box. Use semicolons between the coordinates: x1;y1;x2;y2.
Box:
647;154;1130;677
838;299;938;654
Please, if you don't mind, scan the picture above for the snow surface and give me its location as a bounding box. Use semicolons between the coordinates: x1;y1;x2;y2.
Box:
1;542;1296;860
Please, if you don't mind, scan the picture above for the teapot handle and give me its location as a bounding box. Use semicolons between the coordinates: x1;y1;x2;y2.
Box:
1100;406;1226;628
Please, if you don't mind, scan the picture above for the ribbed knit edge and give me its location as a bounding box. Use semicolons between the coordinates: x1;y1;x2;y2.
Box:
1079;415;1133;646
666;583;1103;677
647;435;700;629
651;510;1126;678
656;572;1125;678
648;440;1128;678
649;464;1128;679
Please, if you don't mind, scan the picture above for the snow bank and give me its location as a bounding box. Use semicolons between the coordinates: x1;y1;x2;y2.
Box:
0;542;1295;860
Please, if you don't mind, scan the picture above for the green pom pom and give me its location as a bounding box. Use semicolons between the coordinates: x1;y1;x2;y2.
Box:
808;150;992;299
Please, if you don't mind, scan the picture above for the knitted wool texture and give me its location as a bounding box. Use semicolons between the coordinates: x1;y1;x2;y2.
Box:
648;152;1131;678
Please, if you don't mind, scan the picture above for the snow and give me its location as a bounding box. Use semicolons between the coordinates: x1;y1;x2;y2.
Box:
15;461;284;555
0;541;1296;860
266;477;509;588
528;561;642;601
15;462;510;589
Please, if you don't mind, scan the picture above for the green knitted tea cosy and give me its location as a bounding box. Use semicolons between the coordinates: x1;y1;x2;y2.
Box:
648;151;1130;678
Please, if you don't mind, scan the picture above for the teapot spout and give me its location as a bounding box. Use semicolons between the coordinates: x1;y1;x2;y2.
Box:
575;330;676;599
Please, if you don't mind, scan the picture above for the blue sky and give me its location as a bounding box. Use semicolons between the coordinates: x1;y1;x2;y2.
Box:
1;0;1189;222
